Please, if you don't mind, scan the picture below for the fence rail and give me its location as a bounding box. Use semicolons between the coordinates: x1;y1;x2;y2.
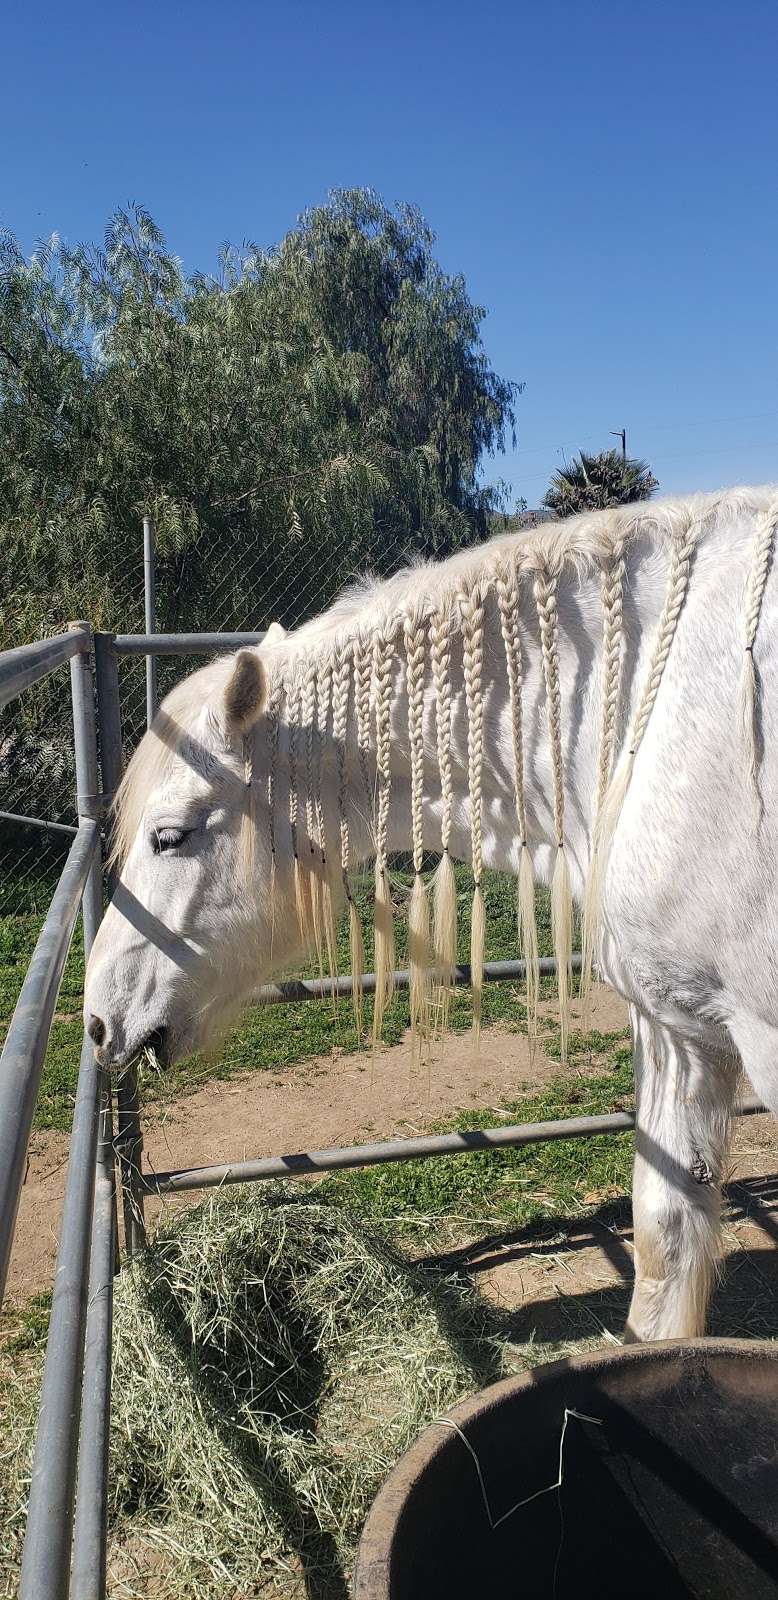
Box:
0;627;89;709
142;1095;767;1196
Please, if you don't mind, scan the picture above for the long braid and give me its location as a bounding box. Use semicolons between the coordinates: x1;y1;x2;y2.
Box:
265;681;282;959
534;563;573;1061
315;659;339;991
287;678;313;949
354;636;374;814
430;607;457;1023
333;642;365;1035
373;628;396;1044
497;563;539;1041
302;657;324;978
580;531;627;1012
589;514;700;980
404;609;431;1043
740;504;778;792
242;727;256;884
461;584;486;1042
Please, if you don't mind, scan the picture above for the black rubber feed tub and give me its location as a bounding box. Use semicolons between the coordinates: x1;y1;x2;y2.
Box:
355;1340;778;1600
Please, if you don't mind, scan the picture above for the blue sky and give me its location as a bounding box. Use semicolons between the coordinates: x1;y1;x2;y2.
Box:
4;0;777;508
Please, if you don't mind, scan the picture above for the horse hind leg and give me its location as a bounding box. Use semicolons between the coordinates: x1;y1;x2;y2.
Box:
625;1007;739;1344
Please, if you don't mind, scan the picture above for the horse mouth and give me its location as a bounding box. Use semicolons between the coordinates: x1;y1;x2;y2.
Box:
133;1026;171;1072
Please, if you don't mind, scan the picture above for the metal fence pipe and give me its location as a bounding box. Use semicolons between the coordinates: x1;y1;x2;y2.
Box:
0;809;78;837
0;627;88;709
255;954;580;1006
112;630;266;655
94;632;146;1254
20;632;108;1600
0;818;99;1304
143;514;158;727
19;1034;103;1600
93;633;123;835
71;1076;115;1600
143;1094;766;1196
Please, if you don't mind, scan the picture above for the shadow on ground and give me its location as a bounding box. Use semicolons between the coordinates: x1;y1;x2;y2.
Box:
418;1172;778;1349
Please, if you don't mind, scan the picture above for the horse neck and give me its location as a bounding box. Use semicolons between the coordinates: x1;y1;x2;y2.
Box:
276;533;673;899
320;559;647;900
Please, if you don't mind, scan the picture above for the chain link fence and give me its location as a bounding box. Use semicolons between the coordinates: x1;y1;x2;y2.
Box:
3;512;528;922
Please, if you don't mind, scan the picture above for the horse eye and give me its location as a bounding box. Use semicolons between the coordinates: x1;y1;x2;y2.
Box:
151;827;191;855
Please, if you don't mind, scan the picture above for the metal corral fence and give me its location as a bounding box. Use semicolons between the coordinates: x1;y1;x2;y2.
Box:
0;623;767;1599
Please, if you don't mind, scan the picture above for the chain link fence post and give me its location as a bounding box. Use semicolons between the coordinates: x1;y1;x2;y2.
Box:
94;631;146;1256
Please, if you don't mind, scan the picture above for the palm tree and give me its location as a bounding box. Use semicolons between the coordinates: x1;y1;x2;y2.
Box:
543;448;658;518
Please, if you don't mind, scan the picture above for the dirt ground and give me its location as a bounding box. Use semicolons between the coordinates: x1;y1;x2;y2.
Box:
9;983;778;1345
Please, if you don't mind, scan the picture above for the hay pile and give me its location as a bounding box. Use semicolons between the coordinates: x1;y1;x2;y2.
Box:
105;1186;505;1596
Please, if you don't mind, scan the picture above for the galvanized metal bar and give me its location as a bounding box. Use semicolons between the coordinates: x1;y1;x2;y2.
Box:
93;633;123;844
143;514;158;727
71;631;117;1600
0;818;99;1304
255;954;581;1006
20;628;107;1600
70;1075;115;1600
94;632;146;1255
143;1095;767;1196
0;627;88;710
19;1032;103;1600
0;809;78;837
112;630;266;655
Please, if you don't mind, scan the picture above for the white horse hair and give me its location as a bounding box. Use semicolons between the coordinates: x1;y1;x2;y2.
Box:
86;483;778;1342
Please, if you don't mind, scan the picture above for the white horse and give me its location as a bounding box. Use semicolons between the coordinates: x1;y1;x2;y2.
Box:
85;484;778;1343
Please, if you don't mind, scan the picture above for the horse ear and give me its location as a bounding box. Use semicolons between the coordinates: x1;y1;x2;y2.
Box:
223;650;267;733
263;621;287;646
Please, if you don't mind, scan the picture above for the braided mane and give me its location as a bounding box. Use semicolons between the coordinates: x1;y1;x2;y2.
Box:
112;485;778;1058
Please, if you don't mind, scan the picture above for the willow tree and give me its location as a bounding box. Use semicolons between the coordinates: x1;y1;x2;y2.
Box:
0;191;518;862
1;191;519;646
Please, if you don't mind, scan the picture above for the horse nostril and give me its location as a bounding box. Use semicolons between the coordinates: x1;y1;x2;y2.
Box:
87;1013;106;1048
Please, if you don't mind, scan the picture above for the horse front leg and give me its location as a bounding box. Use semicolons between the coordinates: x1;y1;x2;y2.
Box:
625;1006;739;1343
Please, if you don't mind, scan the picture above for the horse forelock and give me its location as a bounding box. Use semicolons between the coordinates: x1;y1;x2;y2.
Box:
109;656;237;869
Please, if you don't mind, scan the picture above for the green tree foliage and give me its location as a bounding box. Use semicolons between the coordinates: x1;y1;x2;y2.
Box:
0;191;519;867
1;191;519;647
543;448;657;519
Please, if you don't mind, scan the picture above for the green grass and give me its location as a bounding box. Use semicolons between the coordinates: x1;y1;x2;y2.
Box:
0;864;569;1131
1;1293;52;1358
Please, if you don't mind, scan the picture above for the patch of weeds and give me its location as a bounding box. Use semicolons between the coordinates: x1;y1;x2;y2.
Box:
1;1292;52;1358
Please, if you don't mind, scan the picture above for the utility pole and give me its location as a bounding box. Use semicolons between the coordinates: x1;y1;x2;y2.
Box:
610;429;627;461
